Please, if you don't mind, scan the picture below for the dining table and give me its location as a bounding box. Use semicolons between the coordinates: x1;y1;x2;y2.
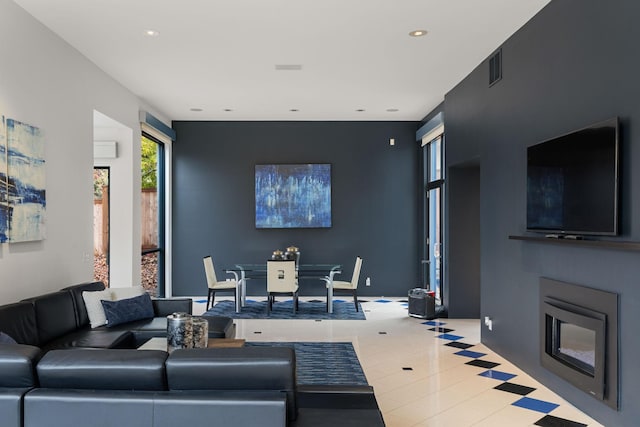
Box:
224;263;342;313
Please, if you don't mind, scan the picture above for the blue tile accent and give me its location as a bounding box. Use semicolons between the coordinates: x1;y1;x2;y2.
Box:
478;369;516;381
423;320;446;326
374;299;392;303
194;299;208;304
512;397;559;414
455;349;487;359
437;333;464;341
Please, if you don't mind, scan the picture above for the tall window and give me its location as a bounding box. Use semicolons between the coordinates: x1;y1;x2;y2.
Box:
423;134;444;303
141;134;165;296
93;167;110;286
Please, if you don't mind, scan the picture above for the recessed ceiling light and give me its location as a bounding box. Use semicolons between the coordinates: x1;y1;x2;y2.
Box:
356;109;366;112
290;109;299;112
409;30;428;37
189;108;203;112
386;108;399;112
145;29;160;37
223;108;233;112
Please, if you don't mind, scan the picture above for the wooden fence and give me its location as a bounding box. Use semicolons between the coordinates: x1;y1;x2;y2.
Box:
93;188;157;255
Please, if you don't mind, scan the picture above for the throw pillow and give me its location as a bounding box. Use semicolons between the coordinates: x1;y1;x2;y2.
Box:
0;331;17;344
110;285;144;301
101;293;155;328
82;289;114;328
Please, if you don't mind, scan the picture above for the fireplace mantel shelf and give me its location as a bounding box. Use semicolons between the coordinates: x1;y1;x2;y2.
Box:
509;235;640;251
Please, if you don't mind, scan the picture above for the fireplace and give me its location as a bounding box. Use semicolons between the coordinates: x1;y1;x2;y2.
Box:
539;278;619;409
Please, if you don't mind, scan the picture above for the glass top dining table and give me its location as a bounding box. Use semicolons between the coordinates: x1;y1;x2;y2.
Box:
224;263;342;313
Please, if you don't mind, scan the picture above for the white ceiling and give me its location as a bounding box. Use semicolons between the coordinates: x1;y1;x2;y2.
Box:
14;0;550;122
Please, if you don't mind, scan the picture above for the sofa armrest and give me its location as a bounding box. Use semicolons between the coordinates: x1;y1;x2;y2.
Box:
152;298;192;317
0;344;42;388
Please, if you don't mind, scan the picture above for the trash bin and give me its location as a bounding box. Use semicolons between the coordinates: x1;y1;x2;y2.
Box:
408;288;436;319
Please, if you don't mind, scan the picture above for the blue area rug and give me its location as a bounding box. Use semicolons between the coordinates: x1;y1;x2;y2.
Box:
204;299;366;320
246;342;368;386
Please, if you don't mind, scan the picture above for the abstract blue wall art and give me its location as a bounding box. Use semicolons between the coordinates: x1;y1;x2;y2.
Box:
256;164;331;228
5;118;46;242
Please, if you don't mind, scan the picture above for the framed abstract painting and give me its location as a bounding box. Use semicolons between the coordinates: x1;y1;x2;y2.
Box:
1;118;46;243
255;164;331;228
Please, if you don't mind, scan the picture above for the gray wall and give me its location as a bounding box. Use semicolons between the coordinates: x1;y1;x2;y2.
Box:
447;163;480;318
444;0;640;424
171;121;420;298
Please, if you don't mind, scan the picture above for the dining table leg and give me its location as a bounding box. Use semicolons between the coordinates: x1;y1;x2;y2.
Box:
326;269;339;314
226;269;245;313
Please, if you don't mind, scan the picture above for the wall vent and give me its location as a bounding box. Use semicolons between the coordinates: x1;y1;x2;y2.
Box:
489;49;502;86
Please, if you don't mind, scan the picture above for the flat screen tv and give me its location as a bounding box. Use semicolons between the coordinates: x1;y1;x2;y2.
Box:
526;118;619;236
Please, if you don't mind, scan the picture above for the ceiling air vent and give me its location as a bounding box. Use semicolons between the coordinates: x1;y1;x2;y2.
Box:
275;64;302;71
489;49;502;86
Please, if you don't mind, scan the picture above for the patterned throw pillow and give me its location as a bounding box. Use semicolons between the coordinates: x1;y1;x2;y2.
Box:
101;293;155;328
0;331;17;344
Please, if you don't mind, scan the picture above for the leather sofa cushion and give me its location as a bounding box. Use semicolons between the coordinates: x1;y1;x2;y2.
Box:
22;291;77;345
60;282;105;328
37;349;168;391
23;390;286;427
0;388;32;427
201;315;236;338
0;302;39;346
0;344;42;387
40;329;134;352
151;298;192;317
103;315;235;340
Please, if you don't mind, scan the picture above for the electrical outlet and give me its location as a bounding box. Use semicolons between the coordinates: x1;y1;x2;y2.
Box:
365;277;371;286
82;252;92;263
484;316;493;331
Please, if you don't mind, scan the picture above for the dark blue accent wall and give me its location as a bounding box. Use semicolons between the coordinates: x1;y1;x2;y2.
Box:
444;0;640;424
171;121;420;298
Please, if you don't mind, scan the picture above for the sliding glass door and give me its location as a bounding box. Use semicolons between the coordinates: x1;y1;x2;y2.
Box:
423;136;444;303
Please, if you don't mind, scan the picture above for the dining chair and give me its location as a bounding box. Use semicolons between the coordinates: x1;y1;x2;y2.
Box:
329;256;363;312
203;256;238;310
266;260;299;314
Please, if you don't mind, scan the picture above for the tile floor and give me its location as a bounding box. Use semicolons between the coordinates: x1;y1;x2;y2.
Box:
193;297;603;427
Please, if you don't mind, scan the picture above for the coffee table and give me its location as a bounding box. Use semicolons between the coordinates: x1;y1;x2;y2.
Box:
138;337;246;351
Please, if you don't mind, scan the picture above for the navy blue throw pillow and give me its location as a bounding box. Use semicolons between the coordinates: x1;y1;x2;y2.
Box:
0;331;17;344
101;293;155;327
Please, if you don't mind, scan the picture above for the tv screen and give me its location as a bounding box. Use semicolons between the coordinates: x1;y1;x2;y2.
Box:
526;118;619;236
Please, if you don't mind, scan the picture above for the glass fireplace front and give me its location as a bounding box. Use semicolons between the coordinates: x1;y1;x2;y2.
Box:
542;297;606;400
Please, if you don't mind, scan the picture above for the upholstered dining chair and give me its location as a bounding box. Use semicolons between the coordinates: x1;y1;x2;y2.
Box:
203;256;238;310
329;256;363;311
267;260;299;314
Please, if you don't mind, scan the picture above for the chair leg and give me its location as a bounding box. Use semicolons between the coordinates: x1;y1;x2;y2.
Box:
208;289;216;310
353;290;359;312
206;290;211;310
293;293;298;314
